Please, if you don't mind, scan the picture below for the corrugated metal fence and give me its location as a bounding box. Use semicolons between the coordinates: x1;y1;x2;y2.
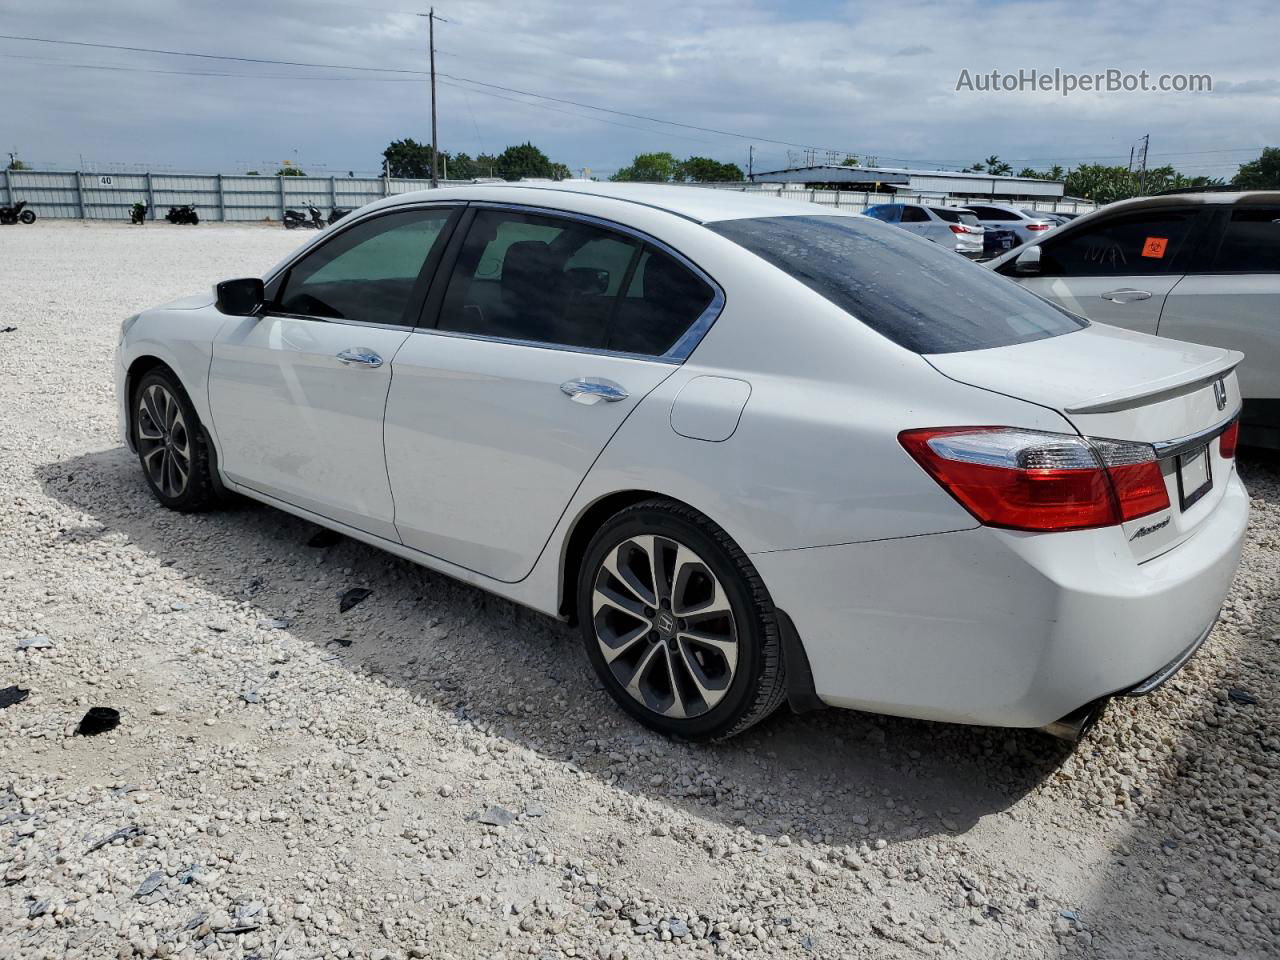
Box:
0;169;1098;221
0;170;443;222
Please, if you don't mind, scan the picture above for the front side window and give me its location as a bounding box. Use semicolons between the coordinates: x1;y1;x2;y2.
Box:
436;209;715;356
276;208;454;325
1210;207;1280;273
708;214;1086;354
1037;209;1197;277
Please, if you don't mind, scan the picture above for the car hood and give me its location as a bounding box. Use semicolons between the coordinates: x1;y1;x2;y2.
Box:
155;292;216;311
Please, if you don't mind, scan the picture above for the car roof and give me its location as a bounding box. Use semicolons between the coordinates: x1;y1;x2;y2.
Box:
378;181;858;225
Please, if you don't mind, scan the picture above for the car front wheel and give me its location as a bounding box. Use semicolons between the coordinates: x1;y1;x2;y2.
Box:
132;367;220;511
577;500;787;740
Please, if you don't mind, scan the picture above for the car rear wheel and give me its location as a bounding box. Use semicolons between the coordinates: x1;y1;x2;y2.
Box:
133;367;219;512
577;500;787;740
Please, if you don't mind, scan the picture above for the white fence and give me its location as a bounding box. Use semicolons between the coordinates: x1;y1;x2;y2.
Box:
0;170;449;222
0;169;1098;222
691;181;1098;216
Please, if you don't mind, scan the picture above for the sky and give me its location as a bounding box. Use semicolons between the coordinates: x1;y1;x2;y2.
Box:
1;0;1277;180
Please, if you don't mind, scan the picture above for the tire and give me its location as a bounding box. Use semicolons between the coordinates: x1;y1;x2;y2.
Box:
189;212;199;225
19;210;35;225
284;220;297;230
576;499;787;741
132;367;220;512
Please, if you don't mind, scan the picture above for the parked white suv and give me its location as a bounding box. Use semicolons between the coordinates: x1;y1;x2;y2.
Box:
962;202;1058;244
863;203;984;257
989;191;1280;447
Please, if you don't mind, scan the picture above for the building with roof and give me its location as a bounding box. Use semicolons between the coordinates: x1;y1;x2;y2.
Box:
749;165;1065;201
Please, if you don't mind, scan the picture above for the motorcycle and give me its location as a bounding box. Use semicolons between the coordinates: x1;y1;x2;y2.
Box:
129;203;148;225
0;200;37;225
328;207;352;225
165;205;199;225
283;205;325;229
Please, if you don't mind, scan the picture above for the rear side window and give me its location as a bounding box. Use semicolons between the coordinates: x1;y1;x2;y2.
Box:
708;215;1086;354
1211;207;1280;273
930;207;963;223
1038;210;1197;277
967;206;1020;221
863;205;900;223
436;208;714;356
900;206;929;222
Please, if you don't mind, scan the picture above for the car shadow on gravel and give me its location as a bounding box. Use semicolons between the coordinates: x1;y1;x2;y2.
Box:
1065;451;1280;959
40;446;1074;849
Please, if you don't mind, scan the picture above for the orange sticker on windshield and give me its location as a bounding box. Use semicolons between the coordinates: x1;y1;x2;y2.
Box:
1141;236;1169;258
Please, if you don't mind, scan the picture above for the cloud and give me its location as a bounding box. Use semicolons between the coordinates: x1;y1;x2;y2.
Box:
1;0;1274;180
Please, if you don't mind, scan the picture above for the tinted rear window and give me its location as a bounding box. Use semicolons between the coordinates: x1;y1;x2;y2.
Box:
707;215;1086;354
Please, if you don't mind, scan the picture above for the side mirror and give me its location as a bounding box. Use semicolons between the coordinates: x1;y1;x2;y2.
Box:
215;277;265;316
1014;245;1042;276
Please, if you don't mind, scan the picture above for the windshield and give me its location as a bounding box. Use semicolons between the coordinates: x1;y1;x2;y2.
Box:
707;215;1086;354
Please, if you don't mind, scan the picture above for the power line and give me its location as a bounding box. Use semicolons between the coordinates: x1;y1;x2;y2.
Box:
0;32;963;169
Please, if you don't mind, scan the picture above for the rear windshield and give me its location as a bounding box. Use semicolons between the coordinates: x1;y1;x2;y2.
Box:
707;215;1086;354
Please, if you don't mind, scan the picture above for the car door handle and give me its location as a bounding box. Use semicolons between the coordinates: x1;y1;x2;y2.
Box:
1101;288;1152;303
560;378;628;405
337;348;383;368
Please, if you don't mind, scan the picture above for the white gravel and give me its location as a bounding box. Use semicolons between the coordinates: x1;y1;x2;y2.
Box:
1;220;1278;960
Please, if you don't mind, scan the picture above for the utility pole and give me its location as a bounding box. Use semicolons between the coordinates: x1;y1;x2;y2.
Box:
1127;145;1134;173
748;145;753;181
418;8;442;187
1138;133;1150;195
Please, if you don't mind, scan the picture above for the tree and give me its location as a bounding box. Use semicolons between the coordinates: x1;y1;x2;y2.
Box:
276;166;306;177
7;157;28;171
677;156;745;182
610;152;679;182
244;170;260;176
1235;147;1280;190
494;142;561;181
382;138;437;179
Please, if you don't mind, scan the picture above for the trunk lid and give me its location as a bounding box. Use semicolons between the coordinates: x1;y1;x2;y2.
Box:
926;323;1242;561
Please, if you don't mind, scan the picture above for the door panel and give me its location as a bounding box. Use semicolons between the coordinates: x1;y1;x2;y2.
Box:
384;334;673;581
1017;274;1181;335
1158;274;1280;401
210;317;411;539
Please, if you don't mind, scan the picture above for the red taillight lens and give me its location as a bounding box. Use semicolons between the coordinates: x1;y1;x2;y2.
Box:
949;224;969;234
1219;419;1239;459
899;428;1170;532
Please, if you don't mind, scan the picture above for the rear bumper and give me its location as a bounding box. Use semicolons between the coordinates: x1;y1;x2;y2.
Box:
752;470;1248;728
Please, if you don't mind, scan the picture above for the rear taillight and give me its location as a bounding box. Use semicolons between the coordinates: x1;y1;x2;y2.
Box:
899;427;1170;532
1220;419;1239;459
949;224;971;234
1026;223;1051;232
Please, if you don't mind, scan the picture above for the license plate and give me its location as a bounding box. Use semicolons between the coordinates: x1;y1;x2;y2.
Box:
1000;238;1013;250
1176;444;1212;511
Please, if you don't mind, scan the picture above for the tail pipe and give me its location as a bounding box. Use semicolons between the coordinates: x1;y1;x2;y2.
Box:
1039;698;1109;742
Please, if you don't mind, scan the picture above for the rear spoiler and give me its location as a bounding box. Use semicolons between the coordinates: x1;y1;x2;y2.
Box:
1063;351;1244;415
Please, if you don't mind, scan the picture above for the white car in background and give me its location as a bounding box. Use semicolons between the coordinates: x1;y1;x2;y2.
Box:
862;203;984;257
989;191;1280;447
961;202;1059;244
117;182;1246;743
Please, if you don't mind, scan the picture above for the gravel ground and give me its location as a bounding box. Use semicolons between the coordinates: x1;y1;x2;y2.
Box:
1;220;1278;960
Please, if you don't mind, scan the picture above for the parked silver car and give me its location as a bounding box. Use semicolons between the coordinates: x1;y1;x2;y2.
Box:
988;190;1280;447
863;203;984;257
961;202;1058;244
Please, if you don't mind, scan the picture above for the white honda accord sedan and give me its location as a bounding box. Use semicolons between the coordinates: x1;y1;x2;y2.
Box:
116;182;1248;741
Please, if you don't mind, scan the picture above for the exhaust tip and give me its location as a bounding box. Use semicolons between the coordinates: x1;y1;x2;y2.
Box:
1039;698;1108;742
